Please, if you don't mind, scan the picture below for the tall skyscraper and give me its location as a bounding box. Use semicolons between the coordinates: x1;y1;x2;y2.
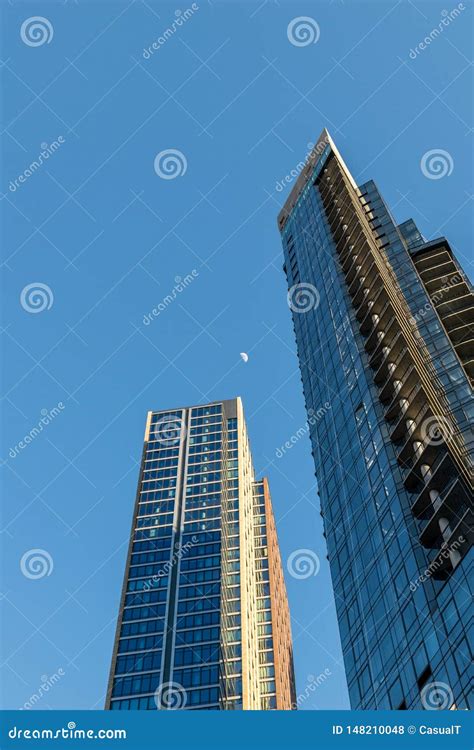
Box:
106;398;296;710
278;130;473;710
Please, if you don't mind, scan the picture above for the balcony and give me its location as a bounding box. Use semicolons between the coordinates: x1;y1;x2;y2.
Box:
442;306;474;335
423;271;464;296
384;374;421;422
436;289;473;314
331;212;360;247
364;306;398;354
419;482;472;547
390;401;430;445
340;230;368;274
428;509;474;580
454;335;474;364
358;286;389;333
411;452;457;515
374;342;410;387
397;410;437;468
415;249;451;270
403;443;450;491
418;259;457;284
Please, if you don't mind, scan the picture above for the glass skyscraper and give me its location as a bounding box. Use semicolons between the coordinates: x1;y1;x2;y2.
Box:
278;130;473;710
106;398;296;710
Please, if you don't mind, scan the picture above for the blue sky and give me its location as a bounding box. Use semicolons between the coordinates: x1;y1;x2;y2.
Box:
1;0;472;711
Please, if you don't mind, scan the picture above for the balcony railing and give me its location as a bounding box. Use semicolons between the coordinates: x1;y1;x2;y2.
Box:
428;509;473;580
419;482;471;548
411;452;456;516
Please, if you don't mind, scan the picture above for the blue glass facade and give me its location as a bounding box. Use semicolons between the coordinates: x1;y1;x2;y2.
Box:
278;131;473;710
106;398;295;710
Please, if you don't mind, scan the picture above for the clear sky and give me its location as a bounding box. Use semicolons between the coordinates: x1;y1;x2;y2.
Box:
1;0;472;711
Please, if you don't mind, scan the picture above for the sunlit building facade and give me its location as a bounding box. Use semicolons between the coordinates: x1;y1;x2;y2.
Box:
106;398;296;710
278;130;473;710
